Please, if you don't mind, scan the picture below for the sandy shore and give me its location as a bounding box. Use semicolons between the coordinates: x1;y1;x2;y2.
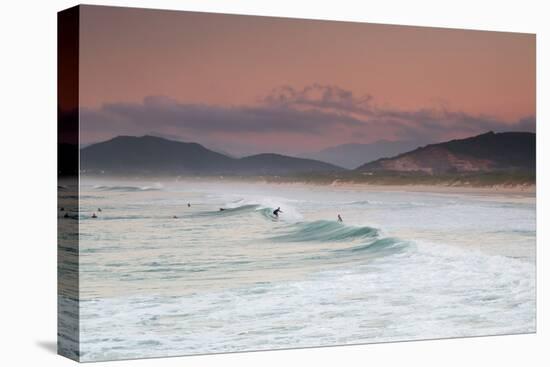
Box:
220;177;536;196
326;182;536;195
81;175;536;197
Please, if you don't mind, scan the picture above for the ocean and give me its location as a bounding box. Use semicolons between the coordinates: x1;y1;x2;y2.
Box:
59;179;536;361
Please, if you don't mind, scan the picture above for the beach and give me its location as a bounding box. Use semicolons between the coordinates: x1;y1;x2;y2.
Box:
61;178;536;361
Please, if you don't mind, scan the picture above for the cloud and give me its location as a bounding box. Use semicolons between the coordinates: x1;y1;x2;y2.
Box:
84;95;364;134
262;84;373;115
80;84;535;154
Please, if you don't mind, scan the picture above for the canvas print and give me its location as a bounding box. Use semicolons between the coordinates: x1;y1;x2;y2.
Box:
58;5;536;362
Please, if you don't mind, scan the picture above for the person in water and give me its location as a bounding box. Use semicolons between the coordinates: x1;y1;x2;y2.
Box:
91;213;97;218
338;214;343;222
187;203;191;208
273;207;283;217
173;215;178;219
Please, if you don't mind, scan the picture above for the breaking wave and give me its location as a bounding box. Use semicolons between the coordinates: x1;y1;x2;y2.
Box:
92;184;163;192
270;220;378;243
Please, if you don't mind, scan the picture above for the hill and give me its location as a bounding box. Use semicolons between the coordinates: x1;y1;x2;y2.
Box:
356;132;535;174
301;139;430;169
80;135;342;175
238;153;340;174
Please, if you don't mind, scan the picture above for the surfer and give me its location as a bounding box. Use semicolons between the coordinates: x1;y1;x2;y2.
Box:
91;213;97;219
187;203;191;208
338;214;343;222
273;207;283;217
63;213;69;218
173;215;178;219
219;208;226;211
98;208;102;212
60;207;65;212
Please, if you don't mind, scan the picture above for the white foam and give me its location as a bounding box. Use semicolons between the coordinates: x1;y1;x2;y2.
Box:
223;194;304;223
74;180;536;361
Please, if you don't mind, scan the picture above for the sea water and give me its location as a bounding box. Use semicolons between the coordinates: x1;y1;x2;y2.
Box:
59;179;536;361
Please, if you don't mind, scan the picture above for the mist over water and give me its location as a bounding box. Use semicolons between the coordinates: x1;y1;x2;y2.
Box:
64;179;535;361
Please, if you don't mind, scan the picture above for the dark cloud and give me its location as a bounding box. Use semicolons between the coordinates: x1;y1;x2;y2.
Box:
263;84;373;115
84;94;364;135
80;84;535;154
80;90;369;151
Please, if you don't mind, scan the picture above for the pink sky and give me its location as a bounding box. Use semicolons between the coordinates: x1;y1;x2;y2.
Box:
77;5;535;155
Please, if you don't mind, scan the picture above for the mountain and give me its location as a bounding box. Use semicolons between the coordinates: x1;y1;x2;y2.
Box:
238;153;340;174
81;135;235;173
356;132;535;174
301;140;430;169
80;135;342;175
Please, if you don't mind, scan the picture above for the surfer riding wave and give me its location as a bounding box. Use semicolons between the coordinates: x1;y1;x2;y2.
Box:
273;207;283;217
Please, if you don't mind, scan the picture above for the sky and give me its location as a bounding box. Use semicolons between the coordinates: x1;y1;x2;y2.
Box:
78;5;536;156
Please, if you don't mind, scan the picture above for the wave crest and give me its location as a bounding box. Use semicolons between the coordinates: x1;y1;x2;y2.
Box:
92;184;163;192
270;220;378;242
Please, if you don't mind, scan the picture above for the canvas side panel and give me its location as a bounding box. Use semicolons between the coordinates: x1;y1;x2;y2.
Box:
57;5;80;362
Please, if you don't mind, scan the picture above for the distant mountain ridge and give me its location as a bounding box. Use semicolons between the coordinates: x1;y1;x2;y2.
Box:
80;135;342;175
301;139;431;169
79;132;535;176
356;131;535;174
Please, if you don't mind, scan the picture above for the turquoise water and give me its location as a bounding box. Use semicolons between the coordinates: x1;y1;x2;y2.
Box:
62;180;536;361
